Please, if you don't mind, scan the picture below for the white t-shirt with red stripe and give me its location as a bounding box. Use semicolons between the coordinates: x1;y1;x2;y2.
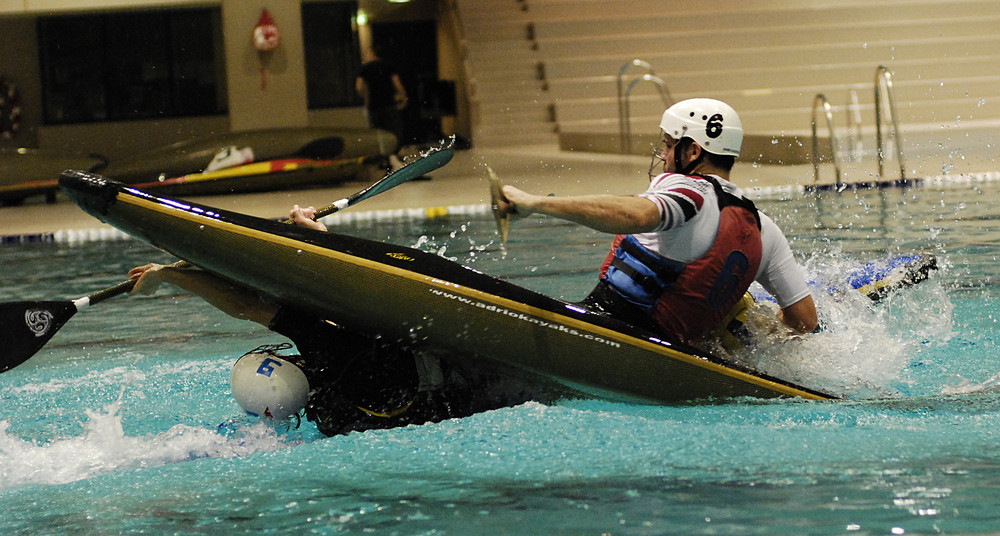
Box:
635;173;811;308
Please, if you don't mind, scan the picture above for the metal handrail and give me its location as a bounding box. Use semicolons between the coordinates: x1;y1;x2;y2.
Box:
875;65;906;180
617;59;654;153
617;59;673;154
623;75;674;153
811;93;842;187
845;89;863;162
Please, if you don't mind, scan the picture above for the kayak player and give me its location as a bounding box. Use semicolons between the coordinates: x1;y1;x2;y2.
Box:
495;98;818;346
127;204;524;436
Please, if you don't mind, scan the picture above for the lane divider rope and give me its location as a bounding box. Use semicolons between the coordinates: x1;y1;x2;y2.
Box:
5;171;1000;245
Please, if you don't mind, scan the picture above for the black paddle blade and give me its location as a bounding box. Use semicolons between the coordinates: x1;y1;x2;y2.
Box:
0;300;77;372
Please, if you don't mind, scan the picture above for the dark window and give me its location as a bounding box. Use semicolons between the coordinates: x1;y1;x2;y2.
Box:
38;8;225;124
302;1;362;109
372;21;442;144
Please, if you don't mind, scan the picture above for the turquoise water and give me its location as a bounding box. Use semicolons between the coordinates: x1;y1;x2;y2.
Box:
3;182;1000;534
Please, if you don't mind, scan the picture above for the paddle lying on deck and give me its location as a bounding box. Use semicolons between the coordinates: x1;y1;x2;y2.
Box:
0;146;455;373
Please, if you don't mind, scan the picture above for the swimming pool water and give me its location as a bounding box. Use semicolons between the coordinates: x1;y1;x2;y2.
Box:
3;181;1000;535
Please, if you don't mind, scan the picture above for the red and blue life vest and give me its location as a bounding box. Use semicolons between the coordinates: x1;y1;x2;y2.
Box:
599;176;763;343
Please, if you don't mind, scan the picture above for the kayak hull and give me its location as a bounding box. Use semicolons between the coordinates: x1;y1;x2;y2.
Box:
59;170;836;404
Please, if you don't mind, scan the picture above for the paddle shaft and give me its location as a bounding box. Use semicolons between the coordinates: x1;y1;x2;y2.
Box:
77;277;138;310
487;165;509;243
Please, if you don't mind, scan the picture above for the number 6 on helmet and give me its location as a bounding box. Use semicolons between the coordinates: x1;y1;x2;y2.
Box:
659;98;743;157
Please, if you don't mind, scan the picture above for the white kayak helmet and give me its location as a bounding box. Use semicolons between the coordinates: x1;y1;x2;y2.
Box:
659;98;743;157
230;347;309;420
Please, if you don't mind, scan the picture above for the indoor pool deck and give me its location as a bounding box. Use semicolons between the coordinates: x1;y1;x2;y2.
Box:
1;141;997;240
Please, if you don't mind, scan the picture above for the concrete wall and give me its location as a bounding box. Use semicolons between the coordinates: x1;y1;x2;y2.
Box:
454;0;1000;159
0;0;448;161
222;1;309;132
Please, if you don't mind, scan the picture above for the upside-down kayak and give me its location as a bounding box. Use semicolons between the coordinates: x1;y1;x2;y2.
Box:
59;169;842;403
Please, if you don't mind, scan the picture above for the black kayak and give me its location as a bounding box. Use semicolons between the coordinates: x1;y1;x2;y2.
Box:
59;170;837;403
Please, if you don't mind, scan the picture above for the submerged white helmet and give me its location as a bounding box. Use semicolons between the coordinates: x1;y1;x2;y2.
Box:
230;346;309;419
659;98;743;157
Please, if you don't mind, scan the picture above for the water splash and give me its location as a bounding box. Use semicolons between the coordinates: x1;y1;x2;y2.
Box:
941;369;1000;395
731;252;952;399
0;400;298;489
400;136;457;166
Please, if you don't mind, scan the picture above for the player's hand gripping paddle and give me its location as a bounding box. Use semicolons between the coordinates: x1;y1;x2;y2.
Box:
487;165;509;243
0;146;455;373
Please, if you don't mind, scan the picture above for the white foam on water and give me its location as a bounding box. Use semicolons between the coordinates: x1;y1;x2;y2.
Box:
731;252;954;399
0;397;298;489
0;362;299;488
940;369;1000;395
6;366;143;396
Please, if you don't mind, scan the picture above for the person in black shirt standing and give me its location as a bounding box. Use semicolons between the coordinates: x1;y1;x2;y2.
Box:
357;45;408;164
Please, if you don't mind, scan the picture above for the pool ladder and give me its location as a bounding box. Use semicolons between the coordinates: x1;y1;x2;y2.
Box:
617;59;675;154
811;65;907;187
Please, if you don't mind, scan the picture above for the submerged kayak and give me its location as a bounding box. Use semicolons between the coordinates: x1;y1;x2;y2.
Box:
59;169;838;404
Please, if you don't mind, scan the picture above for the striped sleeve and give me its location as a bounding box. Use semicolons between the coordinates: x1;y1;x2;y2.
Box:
638;174;711;232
